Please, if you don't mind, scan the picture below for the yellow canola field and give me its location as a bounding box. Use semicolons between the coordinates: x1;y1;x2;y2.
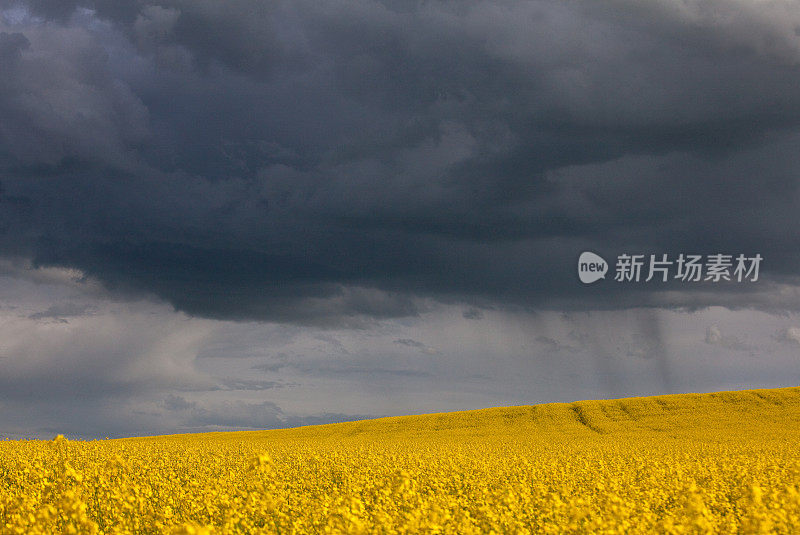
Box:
2;387;800;534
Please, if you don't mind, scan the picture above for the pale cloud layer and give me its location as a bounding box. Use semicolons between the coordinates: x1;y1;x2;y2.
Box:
0;264;797;438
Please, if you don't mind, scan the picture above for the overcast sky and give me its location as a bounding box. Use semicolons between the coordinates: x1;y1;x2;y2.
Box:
1;0;799;438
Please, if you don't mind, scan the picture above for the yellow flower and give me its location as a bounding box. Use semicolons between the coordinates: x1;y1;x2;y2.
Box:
0;386;799;533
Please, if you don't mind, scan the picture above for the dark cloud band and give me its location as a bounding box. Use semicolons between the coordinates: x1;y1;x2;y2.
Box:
1;0;799;323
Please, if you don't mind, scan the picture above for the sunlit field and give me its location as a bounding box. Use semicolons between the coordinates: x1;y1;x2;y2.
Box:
2;387;800;534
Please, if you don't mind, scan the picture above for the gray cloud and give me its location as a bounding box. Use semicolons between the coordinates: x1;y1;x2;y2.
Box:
157;396;373;434
462;308;484;320
534;335;577;355
705;325;753;352
775;326;800;346
28;302;94;320
394;338;425;348
251;360;432;379
161;393;196;411
215;378;284;391
393;337;440;355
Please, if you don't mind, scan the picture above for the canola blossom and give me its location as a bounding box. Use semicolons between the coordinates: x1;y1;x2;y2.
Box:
2;387;800;533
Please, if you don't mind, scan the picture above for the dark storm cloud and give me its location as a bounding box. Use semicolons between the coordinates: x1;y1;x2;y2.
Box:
1;0;800;323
